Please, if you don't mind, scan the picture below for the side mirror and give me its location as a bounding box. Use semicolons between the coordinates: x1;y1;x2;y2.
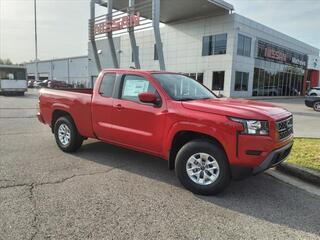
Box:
138;92;159;105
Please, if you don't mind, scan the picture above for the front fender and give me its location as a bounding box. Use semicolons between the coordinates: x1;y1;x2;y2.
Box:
163;120;230;160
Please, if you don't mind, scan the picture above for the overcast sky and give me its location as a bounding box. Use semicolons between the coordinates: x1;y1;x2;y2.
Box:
0;0;319;63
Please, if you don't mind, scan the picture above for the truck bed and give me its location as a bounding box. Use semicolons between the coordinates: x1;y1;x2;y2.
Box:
39;88;94;138
53;88;93;95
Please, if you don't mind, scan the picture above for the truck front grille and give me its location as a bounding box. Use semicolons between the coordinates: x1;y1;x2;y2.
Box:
276;116;293;140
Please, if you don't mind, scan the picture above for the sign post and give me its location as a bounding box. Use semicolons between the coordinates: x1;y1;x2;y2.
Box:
107;0;119;68
89;0;102;73
128;0;141;69
152;0;165;70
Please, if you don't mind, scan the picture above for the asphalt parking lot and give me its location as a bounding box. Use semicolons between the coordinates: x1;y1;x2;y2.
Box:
0;89;320;240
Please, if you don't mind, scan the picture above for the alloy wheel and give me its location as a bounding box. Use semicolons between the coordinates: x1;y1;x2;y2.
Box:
186;152;220;185
58;123;71;146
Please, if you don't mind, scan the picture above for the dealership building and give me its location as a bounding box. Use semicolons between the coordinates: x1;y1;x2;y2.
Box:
26;0;320;97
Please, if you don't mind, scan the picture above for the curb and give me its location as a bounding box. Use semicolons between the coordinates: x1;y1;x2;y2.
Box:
276;163;320;187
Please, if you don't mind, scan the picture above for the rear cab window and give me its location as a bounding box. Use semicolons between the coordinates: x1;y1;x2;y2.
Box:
99;73;116;97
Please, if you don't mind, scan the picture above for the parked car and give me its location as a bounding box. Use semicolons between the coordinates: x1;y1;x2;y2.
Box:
33;79;50;88
307;87;320;96
47;80;73;89
28;80;35;88
39;80;50;88
252;86;279;96
38;69;293;195
305;96;320;112
33;81;39;88
279;85;300;96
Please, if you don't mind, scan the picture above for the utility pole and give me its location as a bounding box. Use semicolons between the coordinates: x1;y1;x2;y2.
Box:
34;0;39;81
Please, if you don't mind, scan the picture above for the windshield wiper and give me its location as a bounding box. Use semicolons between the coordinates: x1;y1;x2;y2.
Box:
176;98;196;101
177;97;213;101
199;97;213;100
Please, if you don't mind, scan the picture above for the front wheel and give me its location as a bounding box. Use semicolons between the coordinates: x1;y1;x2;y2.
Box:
314;101;320;112
54;116;83;152
175;140;231;195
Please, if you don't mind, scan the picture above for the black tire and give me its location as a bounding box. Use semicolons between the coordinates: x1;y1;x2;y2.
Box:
310;93;317;96
313;101;320;112
54;116;83;152
175;139;231;195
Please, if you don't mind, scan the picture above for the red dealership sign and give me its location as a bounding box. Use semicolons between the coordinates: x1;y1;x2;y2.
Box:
258;40;307;67
264;47;287;62
95;12;140;35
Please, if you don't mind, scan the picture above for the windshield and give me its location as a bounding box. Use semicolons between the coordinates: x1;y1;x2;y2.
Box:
152;73;216;101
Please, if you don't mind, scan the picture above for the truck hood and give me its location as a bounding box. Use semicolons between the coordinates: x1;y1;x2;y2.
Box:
181;98;291;120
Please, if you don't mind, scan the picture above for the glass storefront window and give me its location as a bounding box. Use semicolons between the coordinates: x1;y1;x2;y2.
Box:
202;36;212;56
184;73;204;84
214;34;227;55
235;71;249;91
253;60;305;96
237;34;252;57
212;71;225;90
197;73;204;84
202;34;227;56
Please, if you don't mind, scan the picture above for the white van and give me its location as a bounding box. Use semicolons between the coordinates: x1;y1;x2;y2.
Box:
0;65;28;95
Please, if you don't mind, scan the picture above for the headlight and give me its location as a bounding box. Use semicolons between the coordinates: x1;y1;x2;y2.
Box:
229;117;269;135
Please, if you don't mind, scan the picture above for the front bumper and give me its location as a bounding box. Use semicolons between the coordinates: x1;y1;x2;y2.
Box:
252;141;293;174
230;140;293;179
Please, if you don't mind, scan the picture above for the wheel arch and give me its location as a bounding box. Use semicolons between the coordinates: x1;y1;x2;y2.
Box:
51;109;75;133
168;130;227;170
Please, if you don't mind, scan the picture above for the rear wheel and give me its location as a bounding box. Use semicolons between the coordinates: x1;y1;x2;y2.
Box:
313;101;320;112
310;93;317;96
54;116;83;152
175;139;231;195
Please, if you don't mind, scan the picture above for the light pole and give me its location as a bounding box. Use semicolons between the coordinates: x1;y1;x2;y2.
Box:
34;0;39;81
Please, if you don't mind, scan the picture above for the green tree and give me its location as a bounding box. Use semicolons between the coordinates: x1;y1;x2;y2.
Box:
0;59;13;65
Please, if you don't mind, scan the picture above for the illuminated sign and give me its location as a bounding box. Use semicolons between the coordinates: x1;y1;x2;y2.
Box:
292;57;306;67
95;12;140;35
264;48;287;62
258;40;307;68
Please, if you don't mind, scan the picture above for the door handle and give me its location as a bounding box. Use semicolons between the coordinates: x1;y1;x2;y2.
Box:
115;104;124;110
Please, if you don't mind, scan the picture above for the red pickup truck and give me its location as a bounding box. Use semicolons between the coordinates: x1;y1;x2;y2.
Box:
38;69;293;195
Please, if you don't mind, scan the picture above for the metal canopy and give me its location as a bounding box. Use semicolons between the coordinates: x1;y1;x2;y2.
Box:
112;0;234;23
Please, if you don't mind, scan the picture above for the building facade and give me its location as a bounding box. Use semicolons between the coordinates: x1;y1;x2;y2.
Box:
106;13;318;97
27;12;320;97
26;56;88;86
